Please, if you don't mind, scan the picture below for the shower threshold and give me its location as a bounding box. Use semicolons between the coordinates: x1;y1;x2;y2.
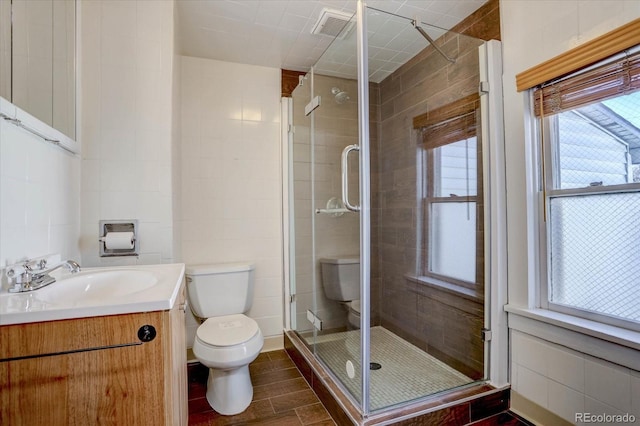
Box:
285;329;510;425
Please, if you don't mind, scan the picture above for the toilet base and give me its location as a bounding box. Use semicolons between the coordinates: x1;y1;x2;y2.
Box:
347;311;360;329
206;365;253;415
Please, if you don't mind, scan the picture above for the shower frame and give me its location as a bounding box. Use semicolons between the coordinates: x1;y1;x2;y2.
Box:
282;0;509;418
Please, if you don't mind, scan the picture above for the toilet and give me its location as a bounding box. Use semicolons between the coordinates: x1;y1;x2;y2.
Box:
347;299;361;330
319;256;361;329
186;263;264;416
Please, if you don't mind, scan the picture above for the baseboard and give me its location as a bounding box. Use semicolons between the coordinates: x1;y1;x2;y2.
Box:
186;348;197;363
510;391;573;426
261;334;284;352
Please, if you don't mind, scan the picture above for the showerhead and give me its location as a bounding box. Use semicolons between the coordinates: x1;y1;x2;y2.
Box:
331;87;350;104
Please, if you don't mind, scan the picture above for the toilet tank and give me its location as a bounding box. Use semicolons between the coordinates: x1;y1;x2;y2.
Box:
185;263;255;318
319;256;360;301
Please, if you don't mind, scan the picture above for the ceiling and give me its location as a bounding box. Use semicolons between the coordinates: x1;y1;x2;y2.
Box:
176;0;489;76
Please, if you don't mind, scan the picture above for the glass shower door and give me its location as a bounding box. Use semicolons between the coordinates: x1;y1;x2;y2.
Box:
289;0;494;415
288;8;365;407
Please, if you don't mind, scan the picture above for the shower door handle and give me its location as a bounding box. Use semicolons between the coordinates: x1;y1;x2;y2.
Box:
341;144;360;212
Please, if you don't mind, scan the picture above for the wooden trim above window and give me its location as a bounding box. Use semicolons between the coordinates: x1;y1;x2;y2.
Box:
516;18;640;92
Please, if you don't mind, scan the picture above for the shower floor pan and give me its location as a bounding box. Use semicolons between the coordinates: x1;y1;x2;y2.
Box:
303;326;473;411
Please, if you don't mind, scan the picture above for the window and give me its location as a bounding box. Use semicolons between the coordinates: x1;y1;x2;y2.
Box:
534;48;640;330
414;94;483;290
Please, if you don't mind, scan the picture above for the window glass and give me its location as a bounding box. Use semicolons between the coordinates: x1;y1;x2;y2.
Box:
425;136;478;285
553;91;640;189
416;94;481;289
549;193;640;323
544;89;640;327
430;201;476;282
434;138;477;197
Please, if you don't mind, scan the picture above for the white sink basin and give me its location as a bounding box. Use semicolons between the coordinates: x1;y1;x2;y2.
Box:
0;263;185;325
36;270;158;305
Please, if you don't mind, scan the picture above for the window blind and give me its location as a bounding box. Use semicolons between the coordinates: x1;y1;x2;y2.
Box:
516;18;640;92
413;93;480;149
533;49;640;117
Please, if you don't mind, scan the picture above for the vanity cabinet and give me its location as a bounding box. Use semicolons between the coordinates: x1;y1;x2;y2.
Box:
0;285;187;425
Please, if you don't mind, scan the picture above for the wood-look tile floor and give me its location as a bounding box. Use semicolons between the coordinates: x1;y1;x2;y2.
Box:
187;350;533;426
188;350;337;425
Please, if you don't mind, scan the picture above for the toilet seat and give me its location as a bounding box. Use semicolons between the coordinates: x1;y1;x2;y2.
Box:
196;314;259;347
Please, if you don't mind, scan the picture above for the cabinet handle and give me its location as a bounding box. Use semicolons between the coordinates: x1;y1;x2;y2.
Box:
1;324;161;362
0;341;144;363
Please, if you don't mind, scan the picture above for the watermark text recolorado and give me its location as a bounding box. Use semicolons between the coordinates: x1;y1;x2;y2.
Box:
575;413;636;423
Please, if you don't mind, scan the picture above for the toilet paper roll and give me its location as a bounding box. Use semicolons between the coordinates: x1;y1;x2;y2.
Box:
103;231;135;250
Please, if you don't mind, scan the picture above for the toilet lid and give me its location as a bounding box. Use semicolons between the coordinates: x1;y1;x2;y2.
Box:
350;299;361;315
196;314;259;347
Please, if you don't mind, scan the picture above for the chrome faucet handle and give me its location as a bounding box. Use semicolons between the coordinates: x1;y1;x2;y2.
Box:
36;259;47;271
22;258;47;272
6;264;32;292
6;265;27;281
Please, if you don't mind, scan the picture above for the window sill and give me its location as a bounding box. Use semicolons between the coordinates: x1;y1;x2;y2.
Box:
505;305;640;371
405;274;484;303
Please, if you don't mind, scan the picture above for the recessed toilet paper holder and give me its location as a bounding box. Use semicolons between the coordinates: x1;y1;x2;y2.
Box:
99;220;139;257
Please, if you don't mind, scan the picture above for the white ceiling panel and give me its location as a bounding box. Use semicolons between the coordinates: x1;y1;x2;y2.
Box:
176;0;489;77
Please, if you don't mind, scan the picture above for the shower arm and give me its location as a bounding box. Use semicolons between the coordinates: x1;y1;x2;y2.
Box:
411;20;456;64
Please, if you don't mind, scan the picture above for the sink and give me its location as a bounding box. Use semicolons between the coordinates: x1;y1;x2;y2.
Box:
0;263;185;325
36;270;158;305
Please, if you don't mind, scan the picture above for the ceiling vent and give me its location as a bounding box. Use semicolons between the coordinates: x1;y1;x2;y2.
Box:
311;8;354;39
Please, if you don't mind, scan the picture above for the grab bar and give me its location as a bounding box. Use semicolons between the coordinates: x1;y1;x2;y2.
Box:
341;144;360;212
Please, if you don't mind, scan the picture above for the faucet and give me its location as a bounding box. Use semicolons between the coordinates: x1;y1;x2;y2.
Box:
6;259;81;293
46;259;81;275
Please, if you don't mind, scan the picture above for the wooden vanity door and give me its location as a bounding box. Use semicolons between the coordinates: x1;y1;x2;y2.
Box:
0;312;166;425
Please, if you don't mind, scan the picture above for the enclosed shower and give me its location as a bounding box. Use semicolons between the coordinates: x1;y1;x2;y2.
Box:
285;0;506;418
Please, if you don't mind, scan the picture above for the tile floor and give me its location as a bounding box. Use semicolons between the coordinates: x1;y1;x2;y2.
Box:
187;350;533;426
188;350;336;425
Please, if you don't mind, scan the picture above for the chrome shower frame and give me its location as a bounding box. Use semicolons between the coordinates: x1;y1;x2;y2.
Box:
355;0;372;415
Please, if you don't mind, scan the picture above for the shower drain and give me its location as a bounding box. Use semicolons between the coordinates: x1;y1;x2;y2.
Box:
369;362;382;370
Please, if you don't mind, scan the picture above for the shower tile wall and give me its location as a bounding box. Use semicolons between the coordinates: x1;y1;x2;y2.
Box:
179;56;284;346
292;75;361;332
371;0;500;379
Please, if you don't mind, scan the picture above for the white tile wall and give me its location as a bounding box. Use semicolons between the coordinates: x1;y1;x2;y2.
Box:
502;1;640;422
79;0;177;267
179;56;283;344
511;331;640;423
0;119;81;270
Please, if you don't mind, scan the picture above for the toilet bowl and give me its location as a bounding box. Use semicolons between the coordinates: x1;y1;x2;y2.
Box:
186;263;264;416
192;313;263;415
347;299;361;329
